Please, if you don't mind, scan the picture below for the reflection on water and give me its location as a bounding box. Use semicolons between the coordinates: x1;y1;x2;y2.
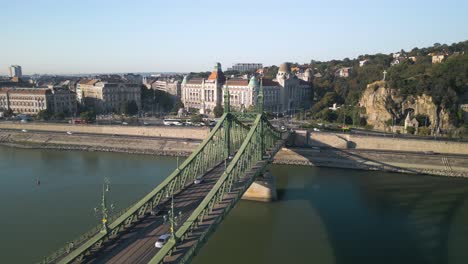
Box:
193;165;468;264
1;146;468;264
0;146;177;264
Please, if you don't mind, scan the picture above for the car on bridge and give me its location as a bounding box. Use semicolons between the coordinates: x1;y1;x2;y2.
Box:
155;234;172;248
194;177;203;184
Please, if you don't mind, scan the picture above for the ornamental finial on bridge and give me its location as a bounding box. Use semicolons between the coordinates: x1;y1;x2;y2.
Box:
257;77;264;113
224;81;230;113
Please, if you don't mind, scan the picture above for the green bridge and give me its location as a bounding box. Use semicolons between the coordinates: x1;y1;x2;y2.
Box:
40;81;289;264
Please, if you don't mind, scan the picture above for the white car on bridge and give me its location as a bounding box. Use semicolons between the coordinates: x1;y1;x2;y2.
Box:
155;234;172;248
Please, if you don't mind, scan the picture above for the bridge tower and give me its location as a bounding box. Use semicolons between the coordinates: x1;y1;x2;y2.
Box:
258;78;265;156
224;82;231;159
257;78;264;113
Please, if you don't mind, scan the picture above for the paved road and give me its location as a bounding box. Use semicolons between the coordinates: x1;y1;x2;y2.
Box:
83;163;227;264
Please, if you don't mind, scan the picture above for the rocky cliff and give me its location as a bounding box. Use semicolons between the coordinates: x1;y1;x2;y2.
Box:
359;81;452;132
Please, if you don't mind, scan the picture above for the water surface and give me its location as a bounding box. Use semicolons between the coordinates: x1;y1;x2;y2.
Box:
1;146;468;264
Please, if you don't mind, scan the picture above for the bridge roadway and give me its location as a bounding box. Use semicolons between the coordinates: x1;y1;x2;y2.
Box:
83;162;227;264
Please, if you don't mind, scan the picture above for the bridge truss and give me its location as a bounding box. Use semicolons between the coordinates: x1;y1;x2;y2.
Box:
40;80;289;264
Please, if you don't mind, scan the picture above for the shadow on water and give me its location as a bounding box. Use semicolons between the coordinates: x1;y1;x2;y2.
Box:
276;168;468;264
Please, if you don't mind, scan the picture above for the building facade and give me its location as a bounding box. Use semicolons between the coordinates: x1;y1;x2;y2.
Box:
227;63;263;73
76;79;141;113
151;80;181;97
181;63;225;115
264;63;312;113
221;77;258;110
181;62;311;115
0;87;76;115
8;65;22;78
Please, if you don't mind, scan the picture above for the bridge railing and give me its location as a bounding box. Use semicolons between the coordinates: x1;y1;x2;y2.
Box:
44;112;251;264
149;114;287;264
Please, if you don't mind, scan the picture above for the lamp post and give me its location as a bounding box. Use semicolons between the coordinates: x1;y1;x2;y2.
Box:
96;176;113;234
164;194;182;242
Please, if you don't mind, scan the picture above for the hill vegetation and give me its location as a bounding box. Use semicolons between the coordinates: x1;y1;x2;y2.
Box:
305;40;468;127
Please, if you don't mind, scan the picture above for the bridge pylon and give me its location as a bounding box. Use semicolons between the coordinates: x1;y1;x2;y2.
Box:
224;83;231;159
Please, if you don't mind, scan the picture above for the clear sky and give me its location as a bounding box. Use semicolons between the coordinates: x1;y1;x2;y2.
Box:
1;0;467;75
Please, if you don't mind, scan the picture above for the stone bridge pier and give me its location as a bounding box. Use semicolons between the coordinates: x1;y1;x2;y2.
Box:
242;170;277;202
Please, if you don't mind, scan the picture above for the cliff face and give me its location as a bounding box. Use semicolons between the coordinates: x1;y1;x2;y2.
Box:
359;81;451;131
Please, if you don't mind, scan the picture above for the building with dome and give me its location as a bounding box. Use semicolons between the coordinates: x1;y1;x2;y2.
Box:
262;62;312;113
181;62;312;115
221;76;259;111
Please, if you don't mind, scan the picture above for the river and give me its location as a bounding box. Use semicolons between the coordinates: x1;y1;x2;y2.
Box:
1;146;468;264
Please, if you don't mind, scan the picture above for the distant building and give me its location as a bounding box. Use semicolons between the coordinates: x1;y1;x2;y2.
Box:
262;63;312;113
76;79;141;113
335;67;351;78
221;77;259;110
328;103;340;111
227;63;263;73
432;54;446;64
151;79;181;97
0;87;76;115
404;112;419;133
295;68;313;82
460;104;468;123
8;65;22;78
181;63;225;115
359;60;369;67
409;56;417;62
181;62;311;115
123;73;143;84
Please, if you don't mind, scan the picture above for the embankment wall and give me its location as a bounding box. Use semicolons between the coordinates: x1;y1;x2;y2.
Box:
0;122;209;140
292;130;468;155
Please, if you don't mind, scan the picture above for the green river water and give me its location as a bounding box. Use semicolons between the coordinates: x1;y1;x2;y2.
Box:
1;146;468;264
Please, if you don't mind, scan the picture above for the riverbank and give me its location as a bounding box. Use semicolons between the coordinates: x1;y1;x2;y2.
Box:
2;129;468;178
0;130;198;156
273;147;468;177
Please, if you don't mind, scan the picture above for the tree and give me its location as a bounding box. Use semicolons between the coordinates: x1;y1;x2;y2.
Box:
1;109;14;118
36;110;52;121
190;114;203;123
406;126;416;135
172;99;184;113
119;100;139;115
80;110;96;123
53;112;66;121
127;100;139;115
213;105;224;118
414;114;430;127
418;127;431;136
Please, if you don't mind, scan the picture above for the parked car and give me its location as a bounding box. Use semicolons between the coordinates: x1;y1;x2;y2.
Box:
313;128;320;132
66;131;73;135
21;129;28;133
155;234;172;248
122;122;128;125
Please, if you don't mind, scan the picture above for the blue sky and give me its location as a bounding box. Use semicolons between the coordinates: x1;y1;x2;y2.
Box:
1;0;467;75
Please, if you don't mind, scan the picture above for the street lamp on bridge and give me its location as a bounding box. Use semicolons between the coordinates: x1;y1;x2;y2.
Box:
164;194;182;242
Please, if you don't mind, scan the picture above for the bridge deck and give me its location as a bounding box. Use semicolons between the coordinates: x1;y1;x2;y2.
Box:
162;160;267;263
83;163;227;264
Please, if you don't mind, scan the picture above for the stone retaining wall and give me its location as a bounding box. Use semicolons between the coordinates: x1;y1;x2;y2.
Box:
0;122;209;140
292;131;468;155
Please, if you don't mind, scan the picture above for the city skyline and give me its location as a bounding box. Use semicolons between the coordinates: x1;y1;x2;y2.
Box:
1;0;468;75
